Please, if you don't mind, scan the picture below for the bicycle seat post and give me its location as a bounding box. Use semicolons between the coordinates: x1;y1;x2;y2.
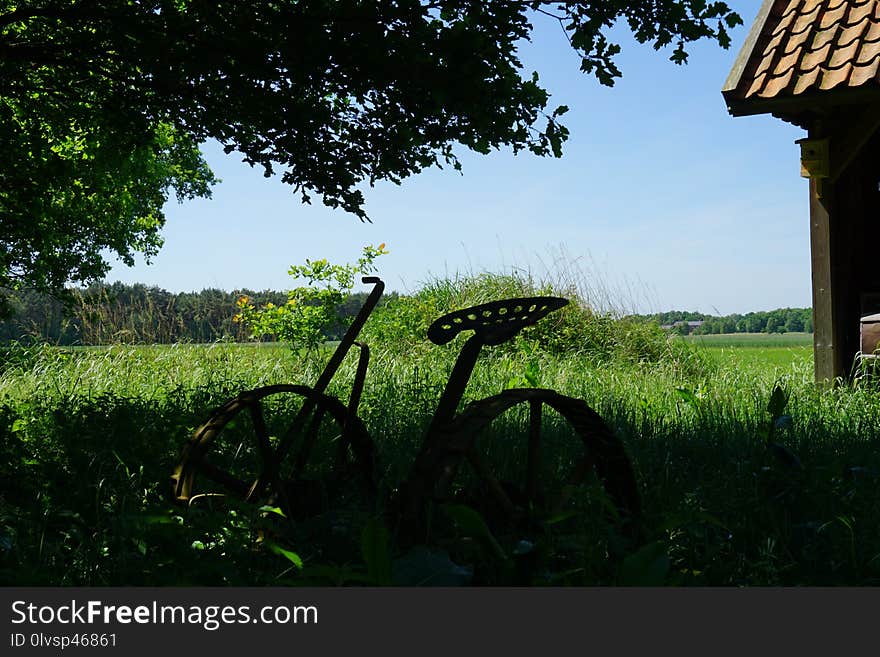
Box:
421;295;568;443
424;333;486;438
400;295;570;541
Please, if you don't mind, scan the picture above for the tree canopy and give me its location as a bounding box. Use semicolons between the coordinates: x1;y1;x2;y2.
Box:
0;0;742;314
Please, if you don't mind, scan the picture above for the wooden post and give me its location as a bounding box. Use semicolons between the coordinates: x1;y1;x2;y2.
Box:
809;177;840;381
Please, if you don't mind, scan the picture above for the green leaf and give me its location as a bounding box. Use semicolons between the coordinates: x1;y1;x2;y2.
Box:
544;509;580;526
767;384;789;418
676;387;697;408
691;510;730;532
265;539;304;569
139;514;179;525
524;361;540;387
725;13;744;28
258;505;287;518
442;503;507;561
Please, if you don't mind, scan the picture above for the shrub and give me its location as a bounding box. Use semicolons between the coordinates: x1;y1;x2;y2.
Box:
360;270;704;373
234;244;387;350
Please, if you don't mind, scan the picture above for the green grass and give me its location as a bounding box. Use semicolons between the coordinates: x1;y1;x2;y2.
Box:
681;333;813;370
1;265;870;586
683;332;813;347
1;330;879;586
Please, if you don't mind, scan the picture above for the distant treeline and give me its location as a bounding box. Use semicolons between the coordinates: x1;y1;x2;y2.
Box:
0;282;812;345
0;283;377;345
628;308;813;335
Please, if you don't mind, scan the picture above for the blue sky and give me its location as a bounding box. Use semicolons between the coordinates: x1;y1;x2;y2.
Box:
107;1;810;315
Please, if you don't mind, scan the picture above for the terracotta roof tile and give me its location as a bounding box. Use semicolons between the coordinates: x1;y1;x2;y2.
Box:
849;52;880;83
820;1;849;29
765;27;789;52
778;44;806;73
786;22;816;51
810;23;842;50
826;0;849;10
770;1;801;37
726;0;880;105
802;41;833;68
837;17;870;47
764;66;797;95
747;71;770;97
794;2;823;32
828;38;862;67
845;0;876;24
856;27;880;62
793;63;823;92
819;61;852;87
754;45;781;78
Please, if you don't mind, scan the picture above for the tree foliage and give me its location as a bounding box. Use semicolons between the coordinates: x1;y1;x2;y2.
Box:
633;308;814;335
2;282;813;346
1;0;742;314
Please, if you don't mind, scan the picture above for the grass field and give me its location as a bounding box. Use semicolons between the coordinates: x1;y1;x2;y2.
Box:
683;332;813;347
2;331;879;587
4;256;880;592
682;332;813;370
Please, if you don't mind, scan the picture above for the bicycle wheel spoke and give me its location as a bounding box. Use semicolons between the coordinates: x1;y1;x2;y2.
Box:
243;400;279;502
466;448;518;520
171;384;375;517
526;399;542;505
248;401;274;469
431;388;641;543
197;458;250;496
292;405;327;478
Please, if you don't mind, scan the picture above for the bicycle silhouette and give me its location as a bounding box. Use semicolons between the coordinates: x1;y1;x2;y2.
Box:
171;277;640;544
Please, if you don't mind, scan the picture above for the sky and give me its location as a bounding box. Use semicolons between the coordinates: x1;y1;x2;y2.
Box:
106;1;811;316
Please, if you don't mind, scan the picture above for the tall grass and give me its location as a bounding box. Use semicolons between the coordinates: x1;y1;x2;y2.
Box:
1;270;879;585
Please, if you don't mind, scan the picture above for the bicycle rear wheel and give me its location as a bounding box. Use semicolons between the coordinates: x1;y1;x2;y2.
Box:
402;388;640;543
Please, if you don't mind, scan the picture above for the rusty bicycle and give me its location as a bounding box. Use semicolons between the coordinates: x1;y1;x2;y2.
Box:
171;276;641;544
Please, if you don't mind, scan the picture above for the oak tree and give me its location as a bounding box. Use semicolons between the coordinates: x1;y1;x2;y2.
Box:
0;0;741;314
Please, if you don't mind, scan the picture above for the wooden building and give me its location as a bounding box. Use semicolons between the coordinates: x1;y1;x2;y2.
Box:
722;0;880;381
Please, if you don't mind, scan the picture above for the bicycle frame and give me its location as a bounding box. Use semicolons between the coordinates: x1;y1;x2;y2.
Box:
246;276;385;500
172;277;642;548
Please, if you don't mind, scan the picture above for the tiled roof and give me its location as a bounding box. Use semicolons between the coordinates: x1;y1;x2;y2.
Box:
723;0;880;112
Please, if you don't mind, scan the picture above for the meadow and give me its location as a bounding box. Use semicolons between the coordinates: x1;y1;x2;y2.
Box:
1;279;879;587
683;332;813;369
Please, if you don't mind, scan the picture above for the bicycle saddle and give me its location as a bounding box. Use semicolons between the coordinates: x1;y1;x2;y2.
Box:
428;296;569;346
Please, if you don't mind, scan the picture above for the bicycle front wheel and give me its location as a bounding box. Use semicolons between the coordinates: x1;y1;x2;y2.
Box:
171;384;375;518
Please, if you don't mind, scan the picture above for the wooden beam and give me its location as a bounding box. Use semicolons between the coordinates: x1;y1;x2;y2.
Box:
722;0;778;94
808;177;839;382
830;103;880;183
724;85;880;121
